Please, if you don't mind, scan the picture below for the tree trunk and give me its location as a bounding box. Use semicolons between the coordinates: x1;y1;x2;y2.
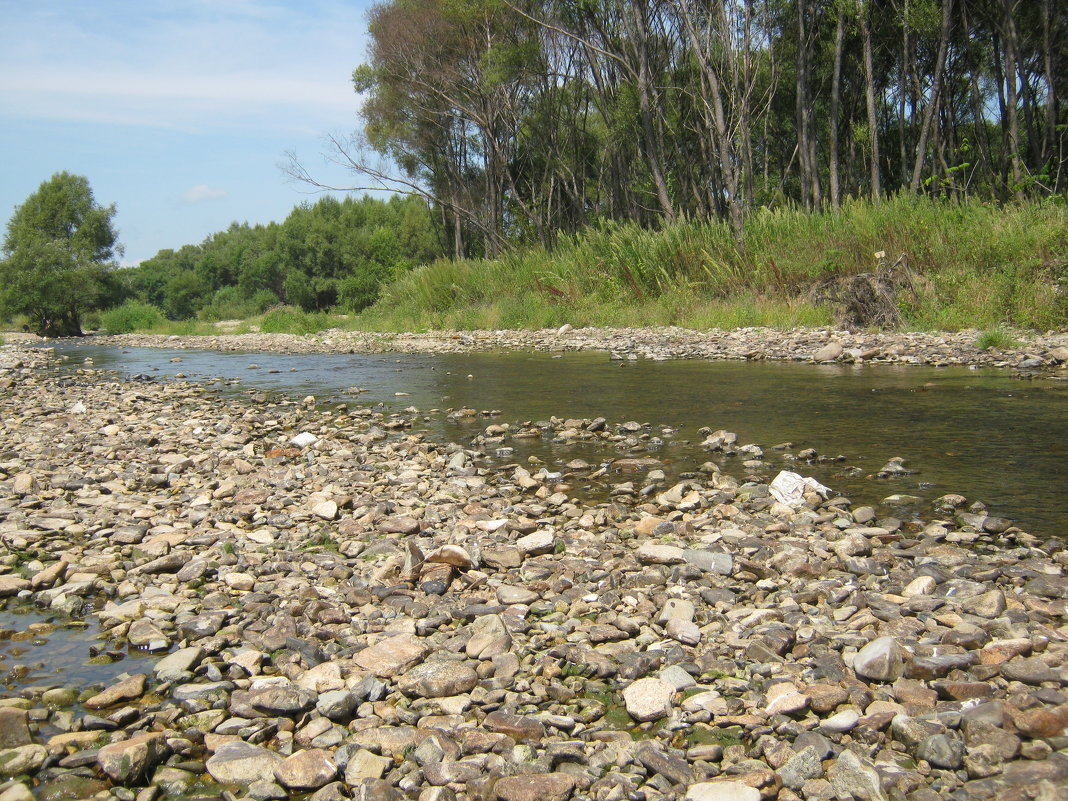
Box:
829;11;845;209
1002;0;1024;199
858;0;882;202
911;0;953;191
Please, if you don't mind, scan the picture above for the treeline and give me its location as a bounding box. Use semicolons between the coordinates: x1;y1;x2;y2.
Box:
342;0;1066;257
120;194;441;320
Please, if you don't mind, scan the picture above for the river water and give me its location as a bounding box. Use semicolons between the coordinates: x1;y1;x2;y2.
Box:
55;343;1067;539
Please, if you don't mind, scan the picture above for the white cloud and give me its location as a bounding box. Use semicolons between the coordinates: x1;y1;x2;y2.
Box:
183;184;228;202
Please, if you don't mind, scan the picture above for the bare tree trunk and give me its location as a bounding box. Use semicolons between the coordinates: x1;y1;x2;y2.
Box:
829;10;845;208
1002;0;1025;199
911;0;953;191
858;0;882;202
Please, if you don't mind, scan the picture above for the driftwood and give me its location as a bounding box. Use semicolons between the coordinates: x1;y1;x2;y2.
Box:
811;253;921;331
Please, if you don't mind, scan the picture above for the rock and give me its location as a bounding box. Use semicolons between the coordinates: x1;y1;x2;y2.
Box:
0;745;47;776
684;783;761;801
155;647;205;681
84;673;146;709
853;636;909;682
637;542;686;565
247;685;318;716
0;709;31;749
482;711;545;743
917;733;964;769
623;677;674;722
820;709;860;733
354;634;429;677
97;732;169;784
206;741;285;786
765;682;809;716
274;749;338;790
813;342;843;362
636;742;693;786
344;749;391;783
827;749;888;801
397;660;478;698
494;773;576;801
516;530;555;556
777;746;825;789
0;576;30;597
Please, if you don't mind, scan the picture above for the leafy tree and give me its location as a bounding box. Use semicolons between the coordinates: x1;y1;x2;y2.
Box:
0;172;120;336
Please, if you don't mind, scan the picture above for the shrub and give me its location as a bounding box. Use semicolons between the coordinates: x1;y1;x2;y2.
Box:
976;328;1020;350
101;301;166;333
260;306;336;334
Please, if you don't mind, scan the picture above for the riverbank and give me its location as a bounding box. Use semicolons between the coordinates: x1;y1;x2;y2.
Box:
8;325;1068;372
1;344;1066;801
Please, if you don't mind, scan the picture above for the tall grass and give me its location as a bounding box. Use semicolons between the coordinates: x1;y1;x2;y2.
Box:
353;194;1066;332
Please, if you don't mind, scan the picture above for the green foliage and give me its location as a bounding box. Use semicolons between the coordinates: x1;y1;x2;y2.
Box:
101;301;166;333
354;195;1066;333
0;172;120;336
976;329;1020;351
260;306;338;335
122;195;441;321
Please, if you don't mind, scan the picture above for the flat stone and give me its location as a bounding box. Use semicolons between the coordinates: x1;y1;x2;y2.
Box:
494;773;576;801
482;711;545;743
820;709;860;733
623;677;674;722
247;685;318;716
0;576;30;597
777;745;825;789
354;634;429;677
154;646;205;681
515;530;555;556
343;749;390;783
274;749;338;790
84;673;146;709
206;741;285;786
637;542;686;565
0;745;47;776
397;660;478;698
496;584;538;604
684;782;761;801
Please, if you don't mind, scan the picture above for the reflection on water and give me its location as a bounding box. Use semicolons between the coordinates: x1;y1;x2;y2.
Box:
55;343;1067;537
0;604;158;691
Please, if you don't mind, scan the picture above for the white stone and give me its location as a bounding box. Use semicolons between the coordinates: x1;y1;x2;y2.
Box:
684;782;761;801
623;677;674;722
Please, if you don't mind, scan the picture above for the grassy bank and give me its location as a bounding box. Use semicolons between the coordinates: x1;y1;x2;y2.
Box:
353;195;1067;333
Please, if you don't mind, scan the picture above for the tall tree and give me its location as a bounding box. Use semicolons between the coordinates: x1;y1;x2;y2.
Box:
0;172;120;336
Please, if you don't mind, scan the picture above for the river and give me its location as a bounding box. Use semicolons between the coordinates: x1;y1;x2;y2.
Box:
55;344;1067;540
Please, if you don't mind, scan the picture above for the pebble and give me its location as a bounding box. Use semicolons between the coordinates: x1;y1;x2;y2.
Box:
0;341;1066;801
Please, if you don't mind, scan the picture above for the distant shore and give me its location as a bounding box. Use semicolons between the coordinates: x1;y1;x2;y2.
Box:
7;325;1068;372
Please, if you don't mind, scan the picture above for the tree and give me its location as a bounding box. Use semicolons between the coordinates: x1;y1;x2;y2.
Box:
0;172;120;336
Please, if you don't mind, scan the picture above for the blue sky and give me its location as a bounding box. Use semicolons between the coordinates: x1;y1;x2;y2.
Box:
0;0;376;264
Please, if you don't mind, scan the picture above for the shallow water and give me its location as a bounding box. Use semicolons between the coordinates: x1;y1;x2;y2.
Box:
55;343;1067;539
0;604;158;692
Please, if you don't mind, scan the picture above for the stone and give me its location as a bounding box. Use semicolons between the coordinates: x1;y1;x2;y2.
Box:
777;746;825;789
917;733;964;769
765;682;809;716
0;745;46;776
820;709;860;733
813;342;843;362
84;673;146;709
0;576;30;597
684;783;761;801
344;749;390;783
0;709;31;749
154;646;205;681
482;711;545;743
354;634;429;677
827;749;888;801
637;542;686;565
666;618;702;646
1000;656;1058;685
494;773;576;801
636;742;693;786
853;636;908;682
97;732;169;784
516;530;555;556
397;660;478;698
623;677;674;722
274;749;338;790
206;741;285;786
247;685;318;716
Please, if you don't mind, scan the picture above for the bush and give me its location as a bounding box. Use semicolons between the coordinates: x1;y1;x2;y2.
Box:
101;301;166;333
260;306;336;335
976;328;1020;350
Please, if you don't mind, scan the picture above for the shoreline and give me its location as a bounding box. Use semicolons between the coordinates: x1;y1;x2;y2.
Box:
0;345;1066;801
5;325;1068;371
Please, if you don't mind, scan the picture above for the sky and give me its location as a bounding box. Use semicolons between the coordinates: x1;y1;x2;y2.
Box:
0;0;377;264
